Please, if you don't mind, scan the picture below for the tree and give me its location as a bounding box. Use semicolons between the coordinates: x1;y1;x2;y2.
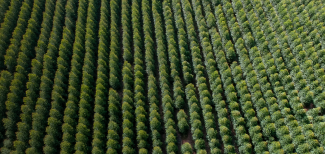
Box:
181;142;193;154
152;146;163;154
178;118;189;134
194;139;205;150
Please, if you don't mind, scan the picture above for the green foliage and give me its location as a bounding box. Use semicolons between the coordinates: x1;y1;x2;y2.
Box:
4;0;34;73
0;71;12;140
2;0;67;153
72;0;100;153
88;0;110;153
152;0;179;153
42;0;79;153
24;0;69;153
58;0;88;153
0;0;24;70
177;110;189;134
0;0;324;153
181;142;193;154
109;0;121;90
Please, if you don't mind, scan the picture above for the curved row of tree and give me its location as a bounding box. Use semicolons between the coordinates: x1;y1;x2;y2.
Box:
152;0;178;152
59;0;88;153
1;0;325;153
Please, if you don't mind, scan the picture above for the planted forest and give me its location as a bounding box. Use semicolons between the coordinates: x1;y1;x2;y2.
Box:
1;0;325;153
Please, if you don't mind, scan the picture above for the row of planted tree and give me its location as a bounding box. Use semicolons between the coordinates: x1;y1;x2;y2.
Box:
1;0;325;153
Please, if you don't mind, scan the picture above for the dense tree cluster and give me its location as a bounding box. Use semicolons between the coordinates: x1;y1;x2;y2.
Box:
241;0;322;152
0;0;325;153
132;0;150;153
12;0;57;151
59;0;88;153
74;0;99;153
185;84;208;152
91;0;110;153
120;0;136;153
153;0;178;152
143;0;164;153
0;71;12;141
106;0;121;153
4;0;39;73
23;0;68;152
0;0;24;70
41;0;78;153
0;0;11;24
2;0;61;153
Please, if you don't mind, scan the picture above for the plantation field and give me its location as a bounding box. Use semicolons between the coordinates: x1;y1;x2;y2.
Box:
1;0;325;153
